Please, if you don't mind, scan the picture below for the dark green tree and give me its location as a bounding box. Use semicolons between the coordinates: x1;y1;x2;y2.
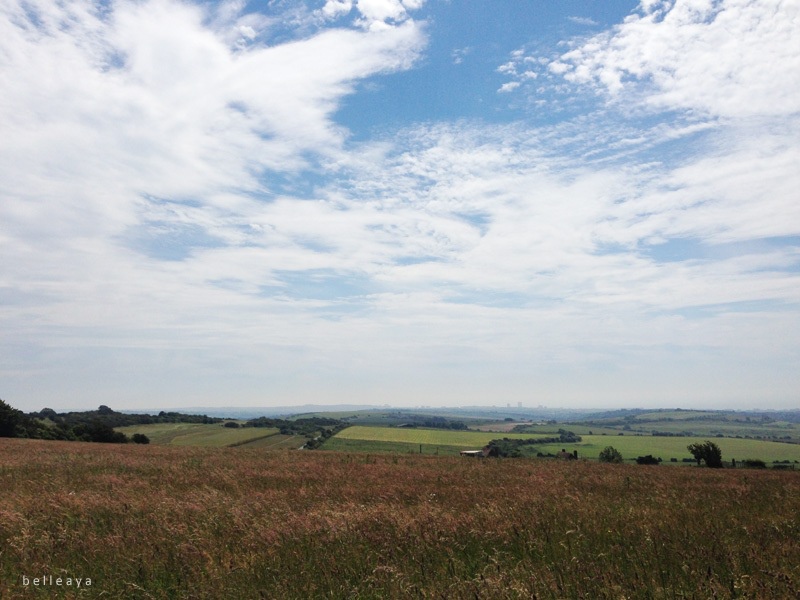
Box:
687;441;723;468
73;420;128;443
0;398;22;437
598;446;624;463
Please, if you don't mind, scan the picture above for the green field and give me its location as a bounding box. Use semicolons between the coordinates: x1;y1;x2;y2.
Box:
115;423;280;447
571;409;800;441
538;435;800;464
585;420;799;439
332;426;800;464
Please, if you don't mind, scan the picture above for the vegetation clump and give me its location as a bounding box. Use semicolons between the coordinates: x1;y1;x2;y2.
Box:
485;430;582;458
688;440;723;468
599;446;624;463
389;414;468;430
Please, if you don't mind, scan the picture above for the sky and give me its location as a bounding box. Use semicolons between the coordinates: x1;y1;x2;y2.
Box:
2;0;799;412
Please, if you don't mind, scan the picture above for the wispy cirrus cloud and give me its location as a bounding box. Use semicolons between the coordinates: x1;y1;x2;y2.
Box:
0;0;426;273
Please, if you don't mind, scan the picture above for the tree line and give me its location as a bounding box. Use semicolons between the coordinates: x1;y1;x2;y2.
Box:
0;399;220;444
0;399;349;446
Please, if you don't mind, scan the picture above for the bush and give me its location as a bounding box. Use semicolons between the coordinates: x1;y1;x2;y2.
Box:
73;420;128;443
224;421;240;428
687;441;723;468
636;455;660;465
598;446;623;464
132;433;150;445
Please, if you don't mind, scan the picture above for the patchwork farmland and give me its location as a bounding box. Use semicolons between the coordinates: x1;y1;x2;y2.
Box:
326;425;800;464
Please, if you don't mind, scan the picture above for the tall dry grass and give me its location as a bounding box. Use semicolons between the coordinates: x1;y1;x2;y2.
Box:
1;438;798;598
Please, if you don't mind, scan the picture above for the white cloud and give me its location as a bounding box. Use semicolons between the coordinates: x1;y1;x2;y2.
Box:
567;16;599;27
0;0;426;215
497;81;521;93
548;61;570;75
496;61;517;75
238;25;256;39
555;0;800;118
451;46;471;65
320;0;353;20
353;0;426;29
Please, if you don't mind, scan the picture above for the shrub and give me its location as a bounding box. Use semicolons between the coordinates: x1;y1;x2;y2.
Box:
73;420;128;443
598;446;624;464
687;441;723;468
636;455;660;465
132;433;150;445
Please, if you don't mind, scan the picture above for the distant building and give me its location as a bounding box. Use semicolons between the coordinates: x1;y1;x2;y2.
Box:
460;448;491;458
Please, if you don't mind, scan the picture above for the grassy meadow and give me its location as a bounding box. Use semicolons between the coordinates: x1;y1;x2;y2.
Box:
330;425;800;464
567;409;800;441
2;438;800;599
536;435;800;464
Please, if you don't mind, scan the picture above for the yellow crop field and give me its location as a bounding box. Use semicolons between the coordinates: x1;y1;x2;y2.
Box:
334;425;534;447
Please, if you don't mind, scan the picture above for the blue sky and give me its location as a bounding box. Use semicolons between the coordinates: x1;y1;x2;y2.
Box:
2;0;799;412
